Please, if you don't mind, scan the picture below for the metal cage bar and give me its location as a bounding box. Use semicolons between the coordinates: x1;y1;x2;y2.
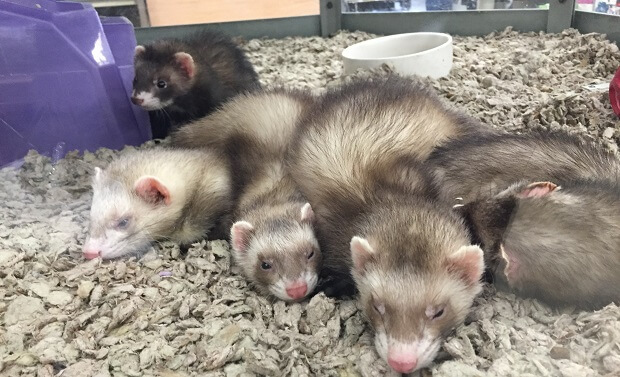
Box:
341;10;550;36
574;11;620;45
134;1;619;46
547;0;576;33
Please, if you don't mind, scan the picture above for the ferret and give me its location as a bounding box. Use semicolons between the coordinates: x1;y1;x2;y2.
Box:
429;132;620;308
428;131;620;203
170;89;321;302
458;180;620;309
82;148;232;260
289;75;489;373
132;30;260;138
290;75;491;293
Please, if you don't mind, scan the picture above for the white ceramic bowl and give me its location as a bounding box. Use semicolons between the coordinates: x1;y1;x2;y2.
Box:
342;32;453;79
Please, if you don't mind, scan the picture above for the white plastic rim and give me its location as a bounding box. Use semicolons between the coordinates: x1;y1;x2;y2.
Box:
342;32;454;79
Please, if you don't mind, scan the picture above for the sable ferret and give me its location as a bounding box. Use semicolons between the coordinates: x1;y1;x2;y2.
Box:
82;148;232;260
132;30;260;138
428;131;620;203
431;132;620;308
459;180;620;308
289;75;490;374
170;89;321;302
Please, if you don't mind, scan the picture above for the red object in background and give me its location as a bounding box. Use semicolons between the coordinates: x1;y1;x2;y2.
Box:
611;67;620;117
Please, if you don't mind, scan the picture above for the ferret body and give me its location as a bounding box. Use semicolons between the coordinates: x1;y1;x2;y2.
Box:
460;180;620;308
289;76;489;374
431;133;620;308
428;131;620;202
290;75;489;292
170;89;321;302
132;31;260;137
82;148;232;260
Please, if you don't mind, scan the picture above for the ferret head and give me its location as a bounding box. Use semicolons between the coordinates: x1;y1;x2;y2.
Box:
457;181;564;281
83;167;179;260
461;180;620;306
351;205;484;374
230;203;321;301
131;44;196;111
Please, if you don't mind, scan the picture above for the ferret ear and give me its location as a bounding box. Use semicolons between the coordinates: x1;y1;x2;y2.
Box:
134;176;171;206
300;203;315;224
230;221;254;253
174;52;196;79
446;245;485;286
350;236;375;274
517;181;560;199
134;45;146;58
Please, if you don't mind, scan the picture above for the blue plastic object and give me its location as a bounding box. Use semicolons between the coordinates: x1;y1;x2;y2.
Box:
0;0;151;166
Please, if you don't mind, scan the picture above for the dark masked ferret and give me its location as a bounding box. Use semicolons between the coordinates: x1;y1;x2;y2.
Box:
82;148;232;260
171;89;320;301
289;75;488;374
132;30;260;136
459;180;620;309
428;131;620;203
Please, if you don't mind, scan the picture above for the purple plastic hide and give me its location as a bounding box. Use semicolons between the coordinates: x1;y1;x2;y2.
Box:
0;0;151;166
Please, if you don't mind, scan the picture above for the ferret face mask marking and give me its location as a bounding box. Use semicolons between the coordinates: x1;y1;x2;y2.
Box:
83;168;172;260
131;45;196;111
231;203;321;301
351;237;484;374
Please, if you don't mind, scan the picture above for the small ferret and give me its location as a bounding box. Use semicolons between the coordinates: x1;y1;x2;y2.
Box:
132;30;260;137
82;148;232;260
289;75;489;373
170;89;320;301
459;180;620;308
430;131;620;308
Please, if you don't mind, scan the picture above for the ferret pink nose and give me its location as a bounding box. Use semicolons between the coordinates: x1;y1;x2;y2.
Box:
285;281;308;300
131;97;144;105
83;249;101;260
388;357;417;373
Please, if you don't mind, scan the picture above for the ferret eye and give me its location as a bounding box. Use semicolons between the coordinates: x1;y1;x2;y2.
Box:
373;302;385;316
116;218;130;229
426;306;445;320
307;250;315;260
433;308;445;319
156;80;167;89
260;261;272;270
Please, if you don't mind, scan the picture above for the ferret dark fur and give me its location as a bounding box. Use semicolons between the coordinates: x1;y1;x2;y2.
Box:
82;148;232;260
170;89;321;301
460;180;620;308
428;131;620;203
432;132;620;308
289;75;489;374
290;75;490;293
132;30;260;138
